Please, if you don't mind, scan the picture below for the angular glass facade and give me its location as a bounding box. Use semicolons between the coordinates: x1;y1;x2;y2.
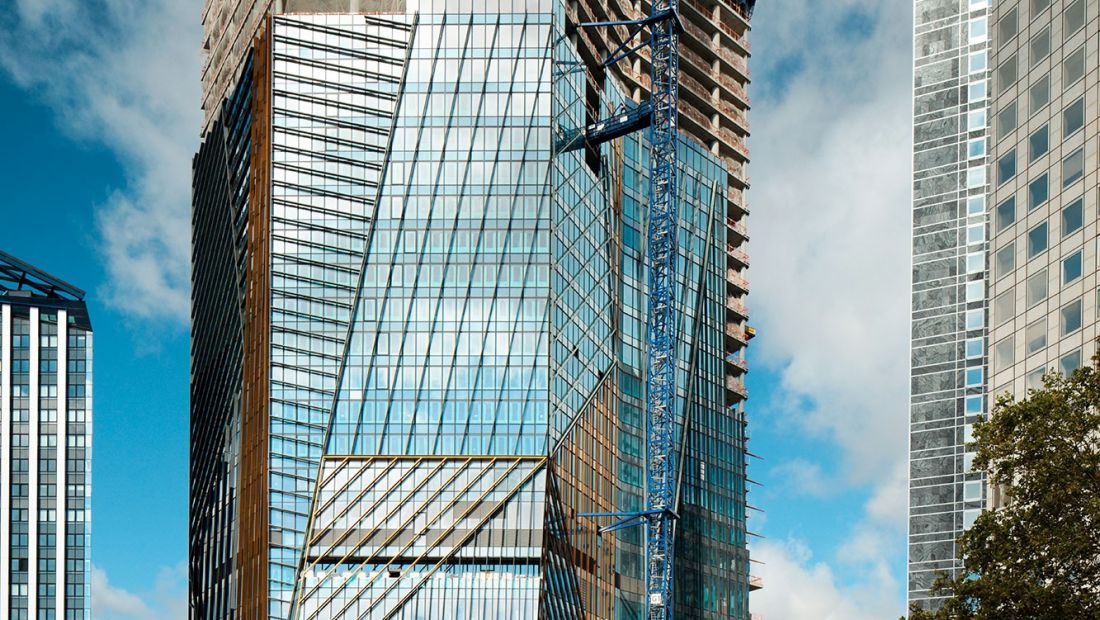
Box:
910;0;993;610
0;254;92;620
191;1;753;618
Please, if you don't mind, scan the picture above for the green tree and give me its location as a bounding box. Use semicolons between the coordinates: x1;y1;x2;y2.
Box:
905;355;1100;619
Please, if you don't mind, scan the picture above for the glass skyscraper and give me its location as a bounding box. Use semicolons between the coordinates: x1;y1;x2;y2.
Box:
191;1;754;618
0;252;92;620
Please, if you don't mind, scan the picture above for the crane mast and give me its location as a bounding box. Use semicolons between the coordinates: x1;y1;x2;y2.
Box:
642;0;681;617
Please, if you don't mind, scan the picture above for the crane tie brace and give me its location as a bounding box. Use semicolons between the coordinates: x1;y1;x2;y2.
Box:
569;2;683;618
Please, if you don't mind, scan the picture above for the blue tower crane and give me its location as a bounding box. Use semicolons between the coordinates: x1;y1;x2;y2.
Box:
569;1;754;617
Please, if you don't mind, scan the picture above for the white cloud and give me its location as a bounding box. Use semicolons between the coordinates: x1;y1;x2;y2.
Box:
91;563;186;620
744;0;913;613
771;458;834;498
0;0;201;325
752;539;902;619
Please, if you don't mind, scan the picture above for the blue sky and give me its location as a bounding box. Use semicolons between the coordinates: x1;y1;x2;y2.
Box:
0;1;912;618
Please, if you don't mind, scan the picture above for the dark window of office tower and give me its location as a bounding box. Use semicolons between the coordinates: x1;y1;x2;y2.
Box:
996;197;1015;232
1029;125;1048;162
1065;97;1085;136
998;52;1018;93
1027;221;1048;258
1065;0;1086;35
1061;298;1083;335
1030;75;1050;114
1063;250;1083;285
1063;147;1084;188
1029;174;1048;210
1030;26;1051;67
998;148;1016;185
998;101;1017;139
1065;46;1086;86
1062;198;1083;237
998;7;1017;46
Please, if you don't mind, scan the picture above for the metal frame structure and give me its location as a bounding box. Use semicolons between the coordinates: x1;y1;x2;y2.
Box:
567;0;758;615
569;1;682;617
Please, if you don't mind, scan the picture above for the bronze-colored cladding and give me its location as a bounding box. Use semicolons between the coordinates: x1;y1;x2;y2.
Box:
238;18;273;620
543;370;621;619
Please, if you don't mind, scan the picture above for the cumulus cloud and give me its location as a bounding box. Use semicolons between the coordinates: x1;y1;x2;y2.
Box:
0;0;201;324
745;0;912;615
752;540;901;620
91;563;186;620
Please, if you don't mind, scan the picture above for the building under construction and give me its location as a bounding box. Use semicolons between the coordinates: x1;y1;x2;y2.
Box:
190;0;757;618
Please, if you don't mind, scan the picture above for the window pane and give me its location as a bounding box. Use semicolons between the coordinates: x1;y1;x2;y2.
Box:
1063;147;1084;187
1062;199;1083;236
1061;298;1083;335
970;17;988;43
966;280;985;302
995;243;1015;278
967;224;985;244
1064;46;1086;86
1065;0;1085;34
968;195;986;215
1064;98;1085;137
969;109;987;131
1027;368;1045;390
966;338;984;358
1061;349;1083;376
1027;222;1048;257
998;53;1018;93
998;149;1016;185
998;7;1018;44
994;336;1014;372
995;197;1016;232
966;366;984;386
1029;75;1050;113
997;102;1017;138
1030;26;1051;66
969;80;988;102
968;165;987;188
969;138;986;159
1026;318;1047;353
1063;251;1083;284
1027;269;1048;306
1032;0;1051;12
1029;125;1048;162
994;289;1014;325
970;50;988;74
1028;174;1048;210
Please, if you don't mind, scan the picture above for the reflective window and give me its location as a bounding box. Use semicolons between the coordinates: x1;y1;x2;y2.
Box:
969;80;988;101
1026;269;1048;306
1063;250;1083;284
968;109;987;131
1065;0;1086;35
1064;46;1086;86
965;366;984;386
970;51;989;74
966;338;984;358
968;195;986;215
966;309;985;331
1033;0;1051;13
1030;26;1051;66
1026;318;1047;353
1029;75;1050;113
1063;147;1084;187
968;165;987;188
1064;97;1085;137
994;336;1014;371
997;102;1017;138
998;7;1018;44
994;289;1014;325
968;138;986;159
1061;349;1083;376
997;149;1016;185
969;17;988;43
998;53;1018;92
1027;222;1048;257
1061;298;1083;335
995;242;1015;278
967;223;985;245
1028;174;1048;210
1062;198;1083;236
995;197;1016;232
1029;125;1048;162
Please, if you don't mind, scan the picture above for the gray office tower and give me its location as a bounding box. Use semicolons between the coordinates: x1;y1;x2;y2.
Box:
0;252;93;620
910;0;1098;613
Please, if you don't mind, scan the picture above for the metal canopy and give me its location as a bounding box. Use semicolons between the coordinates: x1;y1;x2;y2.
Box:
0;250;86;301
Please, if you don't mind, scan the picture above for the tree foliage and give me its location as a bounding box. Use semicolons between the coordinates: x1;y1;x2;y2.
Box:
907;354;1100;619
